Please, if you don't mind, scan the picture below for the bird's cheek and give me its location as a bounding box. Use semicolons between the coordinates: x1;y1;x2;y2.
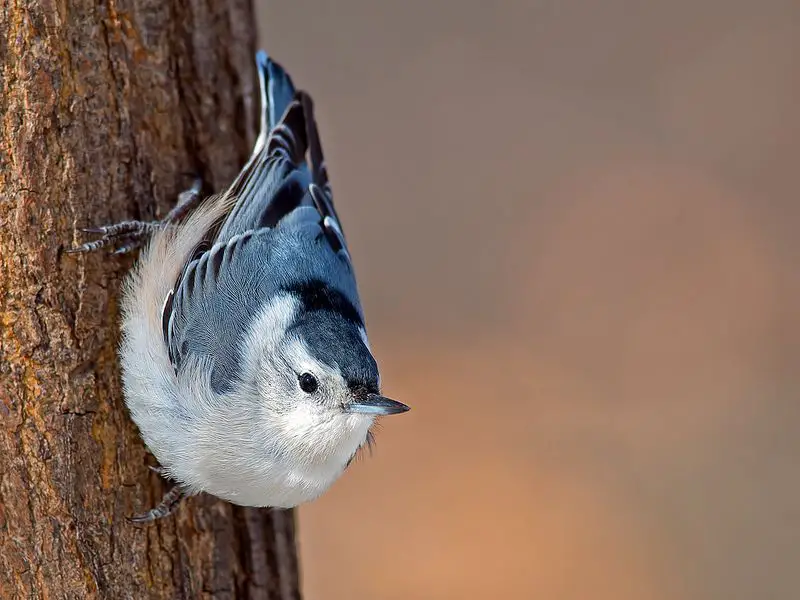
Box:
342;412;375;434
277;403;320;438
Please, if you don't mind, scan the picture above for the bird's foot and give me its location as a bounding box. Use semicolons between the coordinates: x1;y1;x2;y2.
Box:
67;220;167;255
128;484;188;524
68;176;204;255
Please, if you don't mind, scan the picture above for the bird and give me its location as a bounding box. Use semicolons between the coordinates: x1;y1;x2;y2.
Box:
71;50;409;522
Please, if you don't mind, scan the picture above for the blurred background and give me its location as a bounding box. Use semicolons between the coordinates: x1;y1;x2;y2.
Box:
257;2;800;599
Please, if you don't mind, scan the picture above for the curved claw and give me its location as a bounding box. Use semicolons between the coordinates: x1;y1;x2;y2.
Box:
67;238;115;254
68;221;158;256
127;485;186;525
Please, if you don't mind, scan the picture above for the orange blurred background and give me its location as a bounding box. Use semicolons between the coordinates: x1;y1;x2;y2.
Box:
257;2;800;598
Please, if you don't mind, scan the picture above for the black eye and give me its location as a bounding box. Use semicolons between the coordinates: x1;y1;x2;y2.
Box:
298;372;319;394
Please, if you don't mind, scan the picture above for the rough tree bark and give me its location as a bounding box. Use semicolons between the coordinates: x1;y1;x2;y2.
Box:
0;1;301;598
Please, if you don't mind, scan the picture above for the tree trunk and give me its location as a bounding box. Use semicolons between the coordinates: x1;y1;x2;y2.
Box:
0;1;301;598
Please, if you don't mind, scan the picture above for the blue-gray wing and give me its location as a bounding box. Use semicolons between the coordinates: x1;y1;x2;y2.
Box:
160;52;359;395
216;54;349;259
162;215;361;395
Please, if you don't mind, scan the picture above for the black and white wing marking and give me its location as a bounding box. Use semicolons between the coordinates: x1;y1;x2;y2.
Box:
299;92;350;262
214;52;352;263
215;90;352;265
217;96;309;239
159;53;360;392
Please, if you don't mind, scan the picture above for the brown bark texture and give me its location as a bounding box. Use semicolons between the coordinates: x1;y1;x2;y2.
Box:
0;1;301;598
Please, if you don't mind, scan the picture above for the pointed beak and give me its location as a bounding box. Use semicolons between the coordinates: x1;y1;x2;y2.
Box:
346;394;410;416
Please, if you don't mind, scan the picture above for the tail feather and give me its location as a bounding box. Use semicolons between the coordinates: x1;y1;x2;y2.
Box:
253;51;297;156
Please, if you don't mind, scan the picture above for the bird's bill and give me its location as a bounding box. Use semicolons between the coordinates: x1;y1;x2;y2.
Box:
346;394;409;416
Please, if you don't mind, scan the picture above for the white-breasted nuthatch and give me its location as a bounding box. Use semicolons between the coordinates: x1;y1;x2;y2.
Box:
71;51;409;522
